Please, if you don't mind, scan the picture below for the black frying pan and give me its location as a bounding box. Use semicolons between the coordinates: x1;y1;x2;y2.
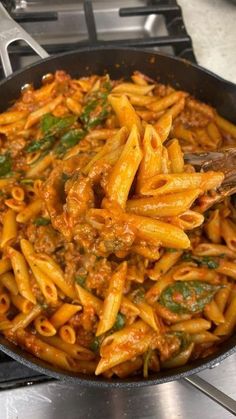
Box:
0;4;236;393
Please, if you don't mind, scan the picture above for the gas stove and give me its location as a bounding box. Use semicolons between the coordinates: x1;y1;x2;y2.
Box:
0;0;196;78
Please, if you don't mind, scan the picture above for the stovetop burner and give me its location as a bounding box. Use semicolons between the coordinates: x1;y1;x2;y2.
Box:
0;0;196;79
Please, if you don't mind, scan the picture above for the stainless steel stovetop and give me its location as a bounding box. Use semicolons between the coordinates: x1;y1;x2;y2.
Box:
0;1;235;418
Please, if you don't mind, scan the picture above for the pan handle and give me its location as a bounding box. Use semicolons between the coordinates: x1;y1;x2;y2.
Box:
184;375;236;415
0;3;49;78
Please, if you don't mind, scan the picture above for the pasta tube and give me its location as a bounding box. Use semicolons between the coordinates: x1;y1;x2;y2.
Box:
96;262;127;336
126;189;200;217
140;172;224;196
106;124;142;208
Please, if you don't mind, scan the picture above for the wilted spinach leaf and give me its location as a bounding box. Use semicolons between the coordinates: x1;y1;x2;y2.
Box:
0;153;12;177
159;280;220;314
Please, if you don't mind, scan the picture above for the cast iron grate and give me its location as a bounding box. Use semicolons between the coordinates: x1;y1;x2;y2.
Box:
4;0;196;62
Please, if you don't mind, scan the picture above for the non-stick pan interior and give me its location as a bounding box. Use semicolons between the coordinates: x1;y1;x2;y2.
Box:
1;47;236;120
0;47;235;385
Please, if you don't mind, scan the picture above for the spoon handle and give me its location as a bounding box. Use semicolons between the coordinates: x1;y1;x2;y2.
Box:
184;375;236;415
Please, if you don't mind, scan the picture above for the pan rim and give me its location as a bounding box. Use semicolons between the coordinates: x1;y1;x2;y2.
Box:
0;46;236;89
0;336;235;387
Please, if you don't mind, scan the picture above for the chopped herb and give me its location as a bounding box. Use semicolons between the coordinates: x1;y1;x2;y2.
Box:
41;113;76;135
20;178;34;185
26;114;78;155
143;348;152;378
61;172;71;183
33;217;51;226
196;256;219;269
55;129;85;156
182;253;219;269
75;275;87;287
113;312;126;331
0;153;12;177
80;80;111;130
26;135;55;153
181;252;193;262
166;248;177;253
166;331;191;350
90;336;100;353
159;280;220;314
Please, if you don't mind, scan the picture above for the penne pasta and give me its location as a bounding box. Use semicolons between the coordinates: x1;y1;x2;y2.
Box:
204;209;221;244
167;139;184;173
21;239;58;305
0;272;18;295
140;172;224;196
122;213;190;249
16;328;77;371
214;295;236;336
193;243;236;259
215;114;236;138
59;325;76;345
148;251;182;281
7;247;36;304
148;91;185;113
204;300;225;325
220;218;236;252
161;343;194;369
42;335;94;360
16;199;42;223
50;303;82;329
9;305;42;333
75;283;102;315
154;114;172;143
136;124;162;192
96;262;127;336
24;95;63;129
167;210;204;230
106;124;142;208
11;294;33;314
112;83;154;95
34;315;57;337
95;320;154;375
170;319;211;333
126;189;200;218
108;95;142;133
0;209;17;248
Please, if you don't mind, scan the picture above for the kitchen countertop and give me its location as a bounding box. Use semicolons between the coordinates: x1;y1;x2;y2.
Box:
0;1;235;418
178;0;236;83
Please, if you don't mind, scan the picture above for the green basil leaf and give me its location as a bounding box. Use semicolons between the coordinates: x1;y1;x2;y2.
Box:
20;178;34;185
80;79;111;130
41;114;76;135
86;108;109;130
26;135;55;153
181;253;219;269
75;275;87;287
61;129;85;147
90;337;100;353
159;280;220;314
33;217;51;226
0;153;12;177
196;256;219;269
113;312;126;331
